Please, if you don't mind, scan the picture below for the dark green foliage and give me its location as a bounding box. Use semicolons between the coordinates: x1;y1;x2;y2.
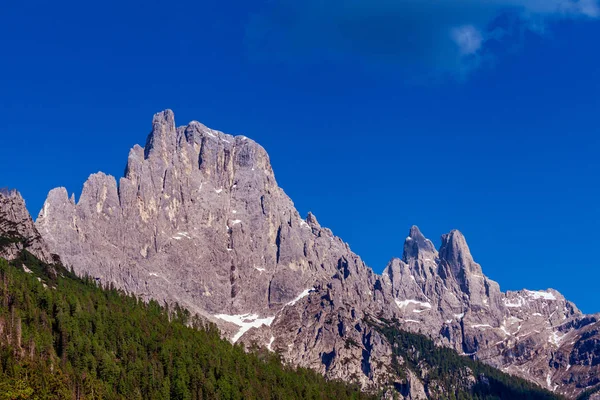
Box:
0;245;573;400
0;253;373;400
368;316;564;400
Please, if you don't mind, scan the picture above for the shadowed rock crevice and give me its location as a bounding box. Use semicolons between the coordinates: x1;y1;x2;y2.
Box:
321;349;336;372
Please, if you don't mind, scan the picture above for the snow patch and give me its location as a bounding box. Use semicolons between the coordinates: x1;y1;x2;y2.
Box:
22;265;33;274
267;336;275;351
526;290;556;301
471;324;492;329
215;188;223;194
549;331;565;346
231;220;242;225
254;266;266;272
454;313;465;319
395;299;432;310
286;288;313;307
214;313;275;343
404;319;421;323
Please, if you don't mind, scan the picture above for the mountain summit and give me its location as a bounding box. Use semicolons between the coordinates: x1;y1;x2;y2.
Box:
35;111;600;398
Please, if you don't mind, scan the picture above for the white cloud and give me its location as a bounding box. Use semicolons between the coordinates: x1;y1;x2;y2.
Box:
452;25;484;55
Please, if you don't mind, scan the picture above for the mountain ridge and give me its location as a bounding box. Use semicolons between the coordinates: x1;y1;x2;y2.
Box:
31;110;600;398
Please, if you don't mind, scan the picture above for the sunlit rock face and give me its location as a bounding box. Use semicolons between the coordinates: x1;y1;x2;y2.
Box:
36;110;600;398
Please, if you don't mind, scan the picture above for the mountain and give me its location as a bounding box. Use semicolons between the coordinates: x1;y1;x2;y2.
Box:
34;110;600;398
0;250;373;399
0;189;54;264
0;184;557;399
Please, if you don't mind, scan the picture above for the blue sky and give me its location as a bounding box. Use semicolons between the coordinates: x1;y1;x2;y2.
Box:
1;1;599;313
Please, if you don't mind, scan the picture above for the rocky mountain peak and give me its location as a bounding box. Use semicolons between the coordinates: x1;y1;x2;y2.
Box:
32;111;600;399
402;225;437;262
306;212;321;229
438;229;485;280
1;189;54;264
144;109;177;160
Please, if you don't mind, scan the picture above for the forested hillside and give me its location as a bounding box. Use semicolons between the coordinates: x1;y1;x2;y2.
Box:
369;317;562;400
0;247;566;400
0;252;372;400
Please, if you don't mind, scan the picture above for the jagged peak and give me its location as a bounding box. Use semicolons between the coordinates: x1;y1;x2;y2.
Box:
45;186;69;201
144;109;177;160
402;225;437;262
0;187;20;198
306;212;321;229
82;171;117;187
153;109;175;124
37;187;77;223
382;257;404;276
439;229;473;266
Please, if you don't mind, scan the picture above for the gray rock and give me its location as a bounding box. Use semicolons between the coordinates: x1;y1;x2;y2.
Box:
35;110;600;398
0;188;53;263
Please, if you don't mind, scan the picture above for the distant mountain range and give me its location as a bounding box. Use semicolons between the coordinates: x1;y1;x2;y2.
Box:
2;110;599;399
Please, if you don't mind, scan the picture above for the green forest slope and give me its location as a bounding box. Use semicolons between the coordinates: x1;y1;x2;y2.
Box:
0;247;565;400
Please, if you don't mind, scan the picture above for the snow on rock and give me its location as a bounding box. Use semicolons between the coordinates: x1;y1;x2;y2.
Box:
504;297;525;308
214;313;275;343
549;331;565;346
526;290;557;301
395;299;432;310
285;288;314;307
267;336;275;351
471;324;493;329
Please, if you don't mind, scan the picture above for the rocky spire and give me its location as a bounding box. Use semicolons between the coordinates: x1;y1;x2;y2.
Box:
32;110;599;398
144;109;177;161
402;225;437;262
438;229;481;278
0;189;53;263
306;212;321;229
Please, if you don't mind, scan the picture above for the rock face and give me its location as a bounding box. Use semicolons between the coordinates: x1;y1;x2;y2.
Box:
382;226;600;397
0;188;53;263
36;110;599;398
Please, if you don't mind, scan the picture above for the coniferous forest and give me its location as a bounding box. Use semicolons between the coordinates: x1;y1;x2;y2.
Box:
0;248;566;400
0;252;372;400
